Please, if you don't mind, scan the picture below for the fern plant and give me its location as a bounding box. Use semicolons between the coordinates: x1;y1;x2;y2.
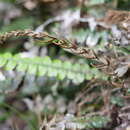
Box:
0;30;109;129
0;11;125;130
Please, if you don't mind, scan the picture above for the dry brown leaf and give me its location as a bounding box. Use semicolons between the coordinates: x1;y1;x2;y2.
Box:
98;10;130;27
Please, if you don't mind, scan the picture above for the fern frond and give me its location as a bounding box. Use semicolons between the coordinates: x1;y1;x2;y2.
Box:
74;115;109;129
58;114;109;129
0;30;108;66
0;53;107;83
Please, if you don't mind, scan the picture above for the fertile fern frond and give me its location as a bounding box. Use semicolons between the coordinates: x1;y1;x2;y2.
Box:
0;53;106;83
0;30;108;66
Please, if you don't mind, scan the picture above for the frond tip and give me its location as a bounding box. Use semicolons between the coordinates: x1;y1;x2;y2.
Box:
0;53;106;83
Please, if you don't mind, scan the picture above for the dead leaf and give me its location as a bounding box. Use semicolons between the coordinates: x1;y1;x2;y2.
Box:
98;10;130;27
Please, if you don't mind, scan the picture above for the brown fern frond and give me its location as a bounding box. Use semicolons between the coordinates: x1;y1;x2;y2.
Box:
0;30;99;59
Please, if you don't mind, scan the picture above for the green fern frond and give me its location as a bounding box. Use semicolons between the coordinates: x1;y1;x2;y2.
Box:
74;115;109;129
0;53;107;83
